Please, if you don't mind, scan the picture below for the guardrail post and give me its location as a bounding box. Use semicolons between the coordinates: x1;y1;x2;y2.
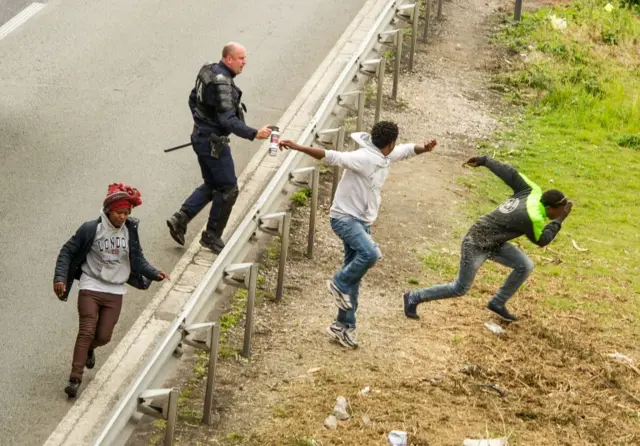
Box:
356;90;365;134
378;30;402;101
136;388;179;446
242;264;258;356
257;213;291;302
410;2;419;71
180;322;221;425
359;59;385;124
437;0;444;20
336;90;365;150
396;3;418;70
203;323;220;423
514;0;523;21
222;263;259;357
289;166;320;259
422;0;431;42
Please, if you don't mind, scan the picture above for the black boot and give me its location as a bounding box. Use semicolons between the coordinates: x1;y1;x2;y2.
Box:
200;230;225;254
167;211;190;246
403;292;420;320
488;301;518;322
86;349;95;369
64;378;82;398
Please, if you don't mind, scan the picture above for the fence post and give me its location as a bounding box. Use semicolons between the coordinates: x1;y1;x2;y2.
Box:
422;0;431;42
514;0;523;21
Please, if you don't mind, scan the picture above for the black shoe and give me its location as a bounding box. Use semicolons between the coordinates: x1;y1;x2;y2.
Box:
86;349;95;369
64;378;81;399
167;211;189;246
403;292;420;319
199;230;225;254
487;301;518;322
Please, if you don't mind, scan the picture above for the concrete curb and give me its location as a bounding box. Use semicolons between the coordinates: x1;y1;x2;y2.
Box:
43;0;391;444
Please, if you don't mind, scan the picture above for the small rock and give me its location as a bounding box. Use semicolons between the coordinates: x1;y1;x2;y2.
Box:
460;364;481;376
324;415;338;430
362;414;372;426
359;386;371;396
333;396;350;420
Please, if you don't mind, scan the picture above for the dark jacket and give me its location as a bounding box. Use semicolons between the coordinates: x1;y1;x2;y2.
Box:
53;217;160;301
466;156;563;250
188;60;257;141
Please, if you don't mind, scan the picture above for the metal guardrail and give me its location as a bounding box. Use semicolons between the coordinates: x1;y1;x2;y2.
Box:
91;0;444;444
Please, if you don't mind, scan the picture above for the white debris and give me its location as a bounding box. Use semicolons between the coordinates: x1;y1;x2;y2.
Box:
463;437;508;446
608;352;633;364
388;430;408;446
360;386;371;396
550;14;567;31
604;3;614;12
484;321;505;335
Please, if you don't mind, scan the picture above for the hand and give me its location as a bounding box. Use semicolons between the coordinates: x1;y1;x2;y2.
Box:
423;140;437;152
157;272;171;281
53;282;66;299
278;140;301;151
256;126;272;140
464;157;480;168
560;201;573;218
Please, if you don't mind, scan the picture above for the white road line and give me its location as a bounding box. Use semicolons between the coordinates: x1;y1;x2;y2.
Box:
0;2;46;41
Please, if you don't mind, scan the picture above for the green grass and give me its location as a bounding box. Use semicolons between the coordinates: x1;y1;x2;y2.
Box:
291;188;311;206
474;0;640;317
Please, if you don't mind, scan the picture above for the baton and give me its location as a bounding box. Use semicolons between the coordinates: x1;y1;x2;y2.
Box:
164;142;193;153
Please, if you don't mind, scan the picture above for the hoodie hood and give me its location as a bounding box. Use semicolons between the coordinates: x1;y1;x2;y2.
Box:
100;209;118;230
351;132;385;157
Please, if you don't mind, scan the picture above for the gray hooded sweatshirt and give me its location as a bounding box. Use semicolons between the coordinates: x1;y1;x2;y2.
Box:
79;211;131;294
324;132;417;225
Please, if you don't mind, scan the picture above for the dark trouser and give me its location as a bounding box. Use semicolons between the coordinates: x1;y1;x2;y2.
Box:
70;290;123;380
408;235;534;306
180;134;238;236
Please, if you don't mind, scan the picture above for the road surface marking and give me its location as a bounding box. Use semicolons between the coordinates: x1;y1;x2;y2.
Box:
0;3;46;41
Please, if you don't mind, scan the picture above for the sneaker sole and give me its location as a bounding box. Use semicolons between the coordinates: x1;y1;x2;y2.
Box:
326;281;352;310
166;221;185;246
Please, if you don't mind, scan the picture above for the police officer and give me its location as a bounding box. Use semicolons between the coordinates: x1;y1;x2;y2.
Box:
167;42;272;253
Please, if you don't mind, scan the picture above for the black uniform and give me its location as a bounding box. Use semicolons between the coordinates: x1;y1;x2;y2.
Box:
168;61;259;252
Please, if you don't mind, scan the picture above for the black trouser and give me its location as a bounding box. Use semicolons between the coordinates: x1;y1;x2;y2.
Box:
180;133;239;235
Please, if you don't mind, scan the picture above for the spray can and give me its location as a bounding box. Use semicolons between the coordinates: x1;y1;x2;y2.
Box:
268;125;280;156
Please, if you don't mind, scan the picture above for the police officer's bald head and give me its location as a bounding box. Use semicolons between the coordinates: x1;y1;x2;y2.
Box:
222;42;247;75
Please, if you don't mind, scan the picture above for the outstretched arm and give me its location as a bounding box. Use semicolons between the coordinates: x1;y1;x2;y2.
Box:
211;80;271;141
279;140;368;172
388;139;437;162
465;156;530;193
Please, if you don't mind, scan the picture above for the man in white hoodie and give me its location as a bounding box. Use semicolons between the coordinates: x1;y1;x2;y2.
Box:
279;121;436;348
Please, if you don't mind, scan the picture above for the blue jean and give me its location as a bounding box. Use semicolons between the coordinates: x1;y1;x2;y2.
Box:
330;216;381;328
408;235;534;306
181;133;238;234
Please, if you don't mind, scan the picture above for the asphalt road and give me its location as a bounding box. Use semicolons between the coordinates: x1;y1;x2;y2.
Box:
0;0;366;443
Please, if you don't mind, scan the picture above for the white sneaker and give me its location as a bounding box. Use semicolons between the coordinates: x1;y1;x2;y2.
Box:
326;323;358;349
326;280;352;310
